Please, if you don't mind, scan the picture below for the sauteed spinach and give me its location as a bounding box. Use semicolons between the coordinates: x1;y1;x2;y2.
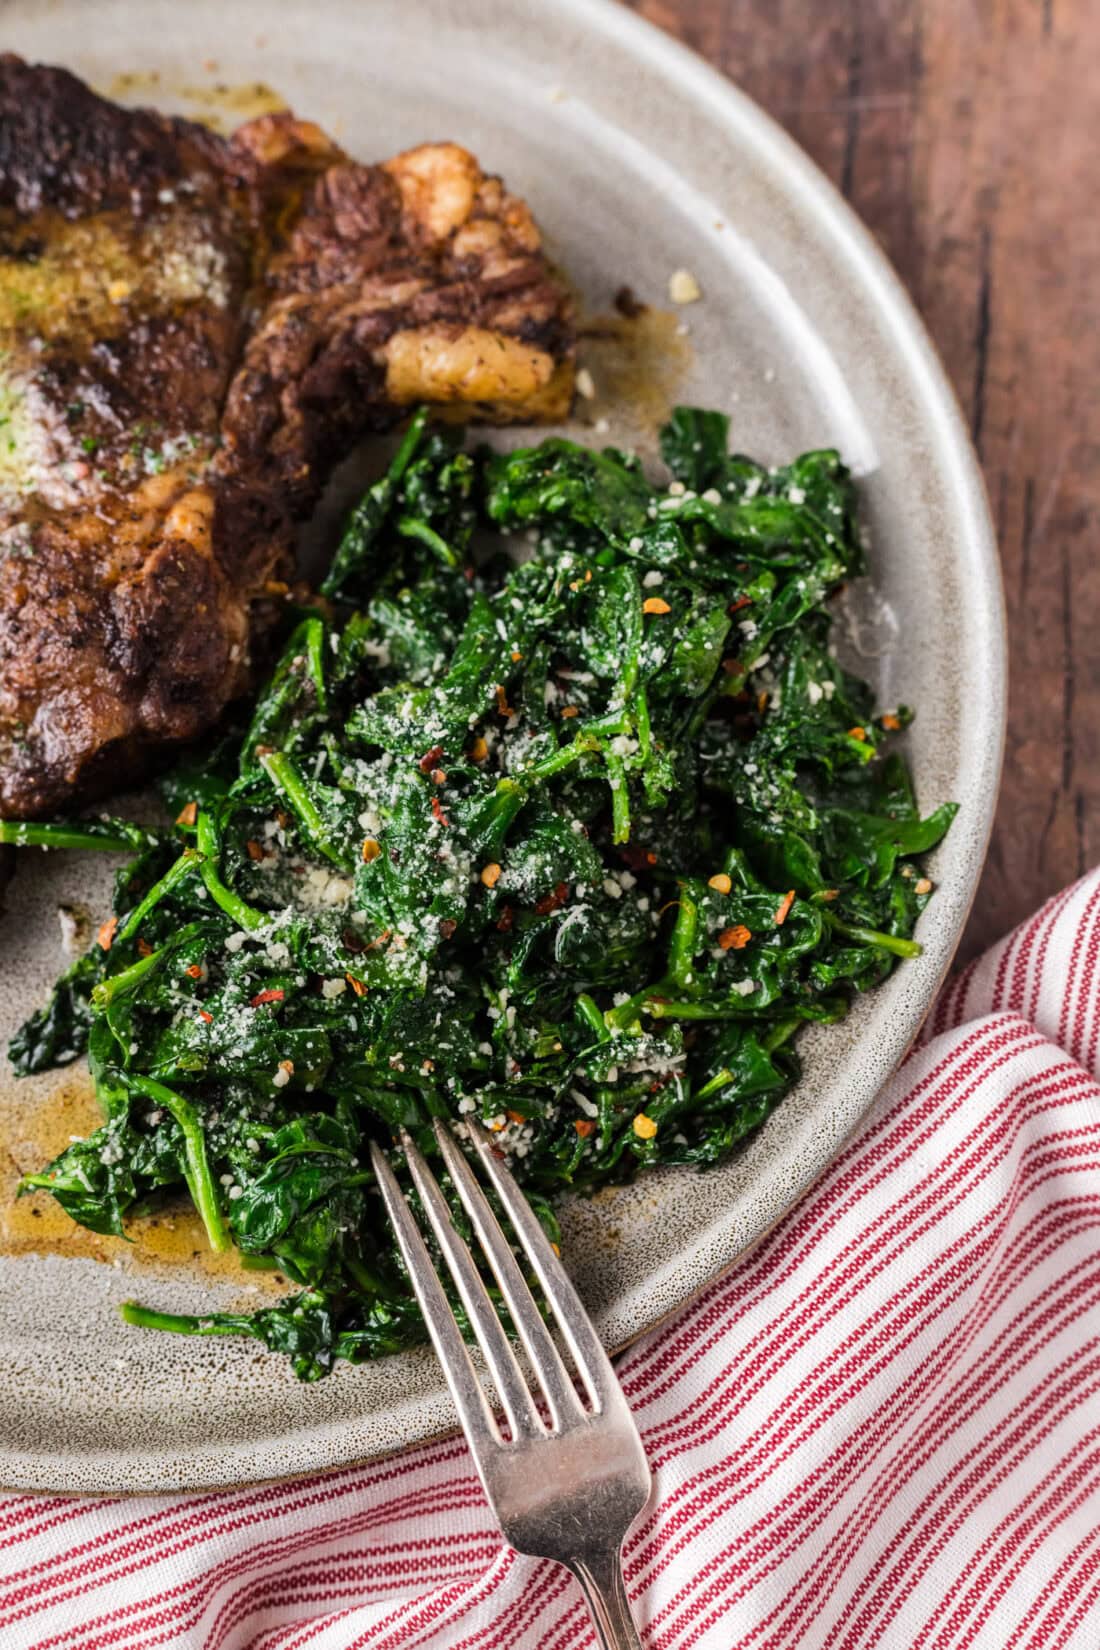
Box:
2;406;955;1378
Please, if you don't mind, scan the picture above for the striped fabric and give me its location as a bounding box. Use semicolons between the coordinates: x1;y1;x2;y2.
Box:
3;872;1100;1649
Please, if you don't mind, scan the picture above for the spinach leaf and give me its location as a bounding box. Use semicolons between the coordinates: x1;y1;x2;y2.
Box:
4;405;955;1378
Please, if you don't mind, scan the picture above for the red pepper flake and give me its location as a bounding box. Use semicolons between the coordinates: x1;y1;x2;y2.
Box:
510;650;523;662
175;800;198;827
560;705;579;718
245;839;265;862
431;794;450;826
718;924;752;950
574;1119;596;1138
439;918;457;940
185;963;203;980
418;745;445;774
98;915;118;951
506;1109;526;1124
721;657;743;676
494;684;514;718
468;736;489;762
345;973;366;997
620;843;657;871
881;713;902;732
757;691;769;714
728;595;753;614
774;889;796;926
250;988;285;1008
197;1009;214;1024
366;927;392;951
430;767;447;785
132;937;151;958
496;905;515;932
535;881;569;915
643;596;671;615
275;810;290;829
819;889;839;902
848;725;867;742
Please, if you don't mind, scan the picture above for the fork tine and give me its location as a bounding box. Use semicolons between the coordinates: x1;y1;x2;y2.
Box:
398;1129;544;1440
462;1117;617;1408
433;1120;587;1429
368;1141;501;1454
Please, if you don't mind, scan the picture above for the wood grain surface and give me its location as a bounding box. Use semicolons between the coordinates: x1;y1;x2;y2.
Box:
626;0;1099;961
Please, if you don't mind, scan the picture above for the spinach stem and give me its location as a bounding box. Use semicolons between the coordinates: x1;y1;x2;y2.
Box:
762;1016;803;1053
695;1067;734;1102
0;821;137;852
344;1253;402;1300
521;733;600;785
303;616;329;711
397;515;460;568
602;987;649;1031
126;1074;230;1253
260;751;350;871
644;998;749;1021
574;994;610;1041
92;948;164;1008
19;1172;62;1193
196;812;268;930
665;893;699;991
605;750;631;844
825;913;922;958
635;688;652;763
117;850;197;946
120;1303;234;1336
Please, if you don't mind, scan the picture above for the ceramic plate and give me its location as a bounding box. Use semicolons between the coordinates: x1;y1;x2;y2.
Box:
0;0;1004;1492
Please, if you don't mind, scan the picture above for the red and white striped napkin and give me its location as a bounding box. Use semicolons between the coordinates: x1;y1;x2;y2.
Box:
3;871;1099;1649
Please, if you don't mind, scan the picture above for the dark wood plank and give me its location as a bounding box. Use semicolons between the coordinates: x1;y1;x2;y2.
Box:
625;0;1100;960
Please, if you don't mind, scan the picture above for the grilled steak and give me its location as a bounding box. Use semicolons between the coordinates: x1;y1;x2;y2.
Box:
0;58;574;818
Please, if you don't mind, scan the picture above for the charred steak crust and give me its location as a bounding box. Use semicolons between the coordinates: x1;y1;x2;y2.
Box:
0;55;236;218
0;58;574;819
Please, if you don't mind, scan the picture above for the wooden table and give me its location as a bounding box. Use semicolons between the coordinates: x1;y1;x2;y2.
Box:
627;0;1098;962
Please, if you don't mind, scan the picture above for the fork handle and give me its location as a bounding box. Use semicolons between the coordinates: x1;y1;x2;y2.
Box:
569;1546;643;1649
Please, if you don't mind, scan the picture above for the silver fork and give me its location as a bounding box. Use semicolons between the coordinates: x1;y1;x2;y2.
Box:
369;1117;652;1649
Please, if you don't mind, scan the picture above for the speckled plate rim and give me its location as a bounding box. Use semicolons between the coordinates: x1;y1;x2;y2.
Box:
0;0;1005;1493
14;1175;881;1502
